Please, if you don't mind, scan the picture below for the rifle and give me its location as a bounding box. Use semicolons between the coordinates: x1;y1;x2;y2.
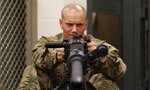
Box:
45;34;108;90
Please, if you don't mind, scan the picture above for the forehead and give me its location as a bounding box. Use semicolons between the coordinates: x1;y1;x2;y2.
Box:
62;11;86;23
62;17;86;24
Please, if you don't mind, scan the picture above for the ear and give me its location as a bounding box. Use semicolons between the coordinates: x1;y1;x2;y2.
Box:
86;20;88;27
59;19;63;29
84;20;88;30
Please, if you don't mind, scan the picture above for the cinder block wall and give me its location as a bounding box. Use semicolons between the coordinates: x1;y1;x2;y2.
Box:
37;0;86;39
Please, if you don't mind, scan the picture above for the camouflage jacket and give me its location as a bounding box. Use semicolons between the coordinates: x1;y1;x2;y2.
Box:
32;33;127;89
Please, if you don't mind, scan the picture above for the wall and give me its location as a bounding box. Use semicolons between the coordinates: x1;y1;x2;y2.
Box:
37;0;86;39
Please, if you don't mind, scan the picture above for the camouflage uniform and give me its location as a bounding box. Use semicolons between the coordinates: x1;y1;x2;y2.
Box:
18;33;126;90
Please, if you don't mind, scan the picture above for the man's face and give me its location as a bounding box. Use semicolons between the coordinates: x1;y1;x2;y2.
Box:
59;12;88;40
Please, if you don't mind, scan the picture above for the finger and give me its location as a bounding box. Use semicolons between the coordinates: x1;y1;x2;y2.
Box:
87;42;97;47
57;53;64;62
55;48;64;52
88;46;96;52
87;42;97;52
55;48;64;62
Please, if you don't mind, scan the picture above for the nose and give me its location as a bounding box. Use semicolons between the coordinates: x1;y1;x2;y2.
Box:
72;25;77;33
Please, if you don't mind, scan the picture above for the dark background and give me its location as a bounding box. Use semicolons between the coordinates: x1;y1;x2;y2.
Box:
87;0;150;90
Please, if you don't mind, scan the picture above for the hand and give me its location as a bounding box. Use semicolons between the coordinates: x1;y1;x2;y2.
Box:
87;42;97;52
55;48;64;63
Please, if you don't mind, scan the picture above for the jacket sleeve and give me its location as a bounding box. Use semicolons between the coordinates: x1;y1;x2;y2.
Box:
32;36;59;70
90;37;127;81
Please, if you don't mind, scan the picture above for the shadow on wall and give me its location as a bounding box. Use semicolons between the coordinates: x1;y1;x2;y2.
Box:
93;12;120;49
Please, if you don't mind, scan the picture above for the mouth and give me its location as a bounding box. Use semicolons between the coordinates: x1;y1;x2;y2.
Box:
68;33;83;39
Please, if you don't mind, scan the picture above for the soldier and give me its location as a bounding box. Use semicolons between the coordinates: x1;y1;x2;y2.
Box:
18;3;127;90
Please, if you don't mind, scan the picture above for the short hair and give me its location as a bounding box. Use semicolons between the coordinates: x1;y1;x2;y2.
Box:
61;3;87;19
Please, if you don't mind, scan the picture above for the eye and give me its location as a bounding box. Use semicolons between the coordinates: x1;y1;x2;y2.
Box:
66;23;73;27
76;23;84;27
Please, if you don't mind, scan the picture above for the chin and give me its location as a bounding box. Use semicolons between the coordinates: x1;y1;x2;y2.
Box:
69;36;73;40
64;36;72;40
